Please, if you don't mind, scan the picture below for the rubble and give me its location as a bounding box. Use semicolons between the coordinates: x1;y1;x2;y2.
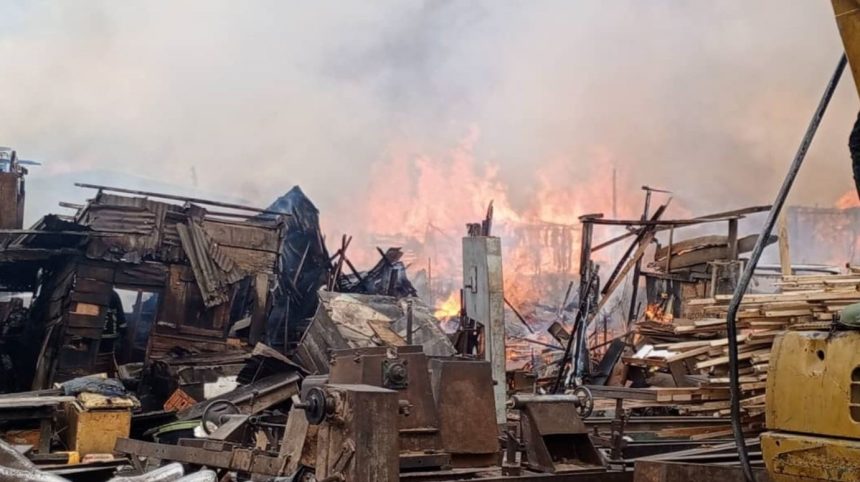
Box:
1;152;858;482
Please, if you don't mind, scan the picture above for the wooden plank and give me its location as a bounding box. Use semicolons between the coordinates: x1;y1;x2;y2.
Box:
67;313;104;328
73;278;112;294
76;264;115;282
778;212;792;276
695;349;770;370
665;346;711;363
70;302;101;316
368;320;406;347
70;290;111;306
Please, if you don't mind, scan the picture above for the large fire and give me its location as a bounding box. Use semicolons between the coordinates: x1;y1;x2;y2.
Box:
324;129;640;317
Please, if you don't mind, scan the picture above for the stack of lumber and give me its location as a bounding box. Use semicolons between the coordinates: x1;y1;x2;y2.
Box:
622;273;860;433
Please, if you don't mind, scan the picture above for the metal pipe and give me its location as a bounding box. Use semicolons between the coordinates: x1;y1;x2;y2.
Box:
508;394;582;409
725;53;847;482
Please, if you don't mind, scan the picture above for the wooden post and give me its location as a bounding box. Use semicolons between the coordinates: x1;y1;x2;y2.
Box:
778;212;792;276
727;219;739;261
248;273;270;345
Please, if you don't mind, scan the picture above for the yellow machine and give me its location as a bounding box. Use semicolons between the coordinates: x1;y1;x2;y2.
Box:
759;3;860;481
761;330;860;480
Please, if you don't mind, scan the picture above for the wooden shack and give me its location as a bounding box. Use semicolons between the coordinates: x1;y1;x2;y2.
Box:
0;185;286;390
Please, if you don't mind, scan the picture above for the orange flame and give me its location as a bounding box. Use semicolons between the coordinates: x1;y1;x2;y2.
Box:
324;129;641;312
836;189;860;210
434;291;461;319
644;302;674;323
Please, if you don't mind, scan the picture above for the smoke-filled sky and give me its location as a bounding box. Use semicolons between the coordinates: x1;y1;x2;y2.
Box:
1;1;856;234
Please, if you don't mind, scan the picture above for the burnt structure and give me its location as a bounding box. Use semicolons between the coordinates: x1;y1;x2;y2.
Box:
264;186;330;349
0;184;286;392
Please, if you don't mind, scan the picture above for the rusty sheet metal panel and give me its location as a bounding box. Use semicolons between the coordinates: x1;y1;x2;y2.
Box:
517;398;603;474
176;221;246;308
429;358;500;467
296;292;456;374
834;0;860;99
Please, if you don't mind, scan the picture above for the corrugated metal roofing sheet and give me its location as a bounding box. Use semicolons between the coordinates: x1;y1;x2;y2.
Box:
176;220;246;308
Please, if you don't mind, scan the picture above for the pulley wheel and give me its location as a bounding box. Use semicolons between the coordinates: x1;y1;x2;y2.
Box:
573;386;594;419
201;399;240;434
302;386;329;425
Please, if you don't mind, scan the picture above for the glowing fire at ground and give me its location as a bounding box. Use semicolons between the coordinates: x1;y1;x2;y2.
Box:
644;302;674;323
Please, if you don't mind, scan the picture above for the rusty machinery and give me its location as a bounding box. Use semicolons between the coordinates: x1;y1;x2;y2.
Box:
324;346;502;472
298;383;400;482
294;347;621;481
506;391;603;474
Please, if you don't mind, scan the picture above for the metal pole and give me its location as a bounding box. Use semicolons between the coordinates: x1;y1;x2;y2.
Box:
626;190;652;323
725;54;846;482
551;266;598;394
406;300;414;345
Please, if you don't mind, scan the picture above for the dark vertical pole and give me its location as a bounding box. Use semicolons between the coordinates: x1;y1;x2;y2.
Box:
727;219;739;261
575;216;596;380
627;191;652;323
406;300;414;345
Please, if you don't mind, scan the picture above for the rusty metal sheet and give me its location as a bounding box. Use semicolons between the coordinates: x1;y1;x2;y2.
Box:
428;359;499;463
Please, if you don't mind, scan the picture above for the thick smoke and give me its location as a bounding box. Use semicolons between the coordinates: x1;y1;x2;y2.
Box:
0;1;855;236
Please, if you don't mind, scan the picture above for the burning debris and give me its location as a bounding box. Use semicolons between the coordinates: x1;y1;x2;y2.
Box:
1;137;859;481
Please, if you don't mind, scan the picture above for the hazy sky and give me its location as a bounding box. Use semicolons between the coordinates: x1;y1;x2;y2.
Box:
1;1;856;232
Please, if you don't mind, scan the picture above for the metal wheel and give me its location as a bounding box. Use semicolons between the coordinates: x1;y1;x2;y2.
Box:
573;386;594;419
201;399;240;434
300;386;329;425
